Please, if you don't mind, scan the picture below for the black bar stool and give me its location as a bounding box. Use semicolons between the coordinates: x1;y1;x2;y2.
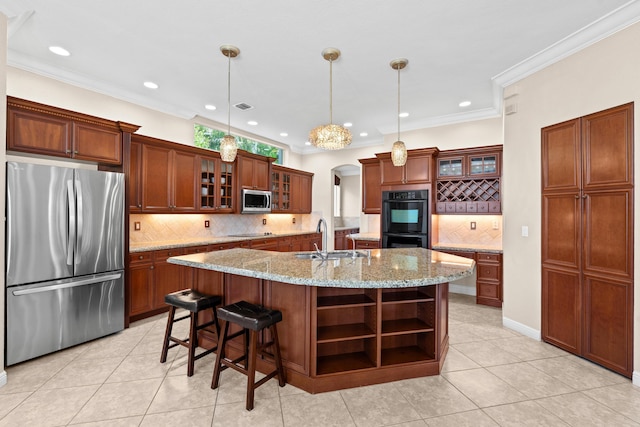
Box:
211;300;286;411
160;289;222;377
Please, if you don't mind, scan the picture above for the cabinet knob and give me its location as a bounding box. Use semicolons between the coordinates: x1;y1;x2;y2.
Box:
137;204;142;208
150;266;154;270
138;255;143;260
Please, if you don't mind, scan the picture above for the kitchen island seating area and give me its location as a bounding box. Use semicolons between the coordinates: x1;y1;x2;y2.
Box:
160;289;222;377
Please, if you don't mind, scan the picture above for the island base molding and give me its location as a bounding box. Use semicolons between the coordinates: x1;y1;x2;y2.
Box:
193;272;450;394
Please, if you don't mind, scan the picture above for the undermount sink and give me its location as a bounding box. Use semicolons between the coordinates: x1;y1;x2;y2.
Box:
294;251;369;260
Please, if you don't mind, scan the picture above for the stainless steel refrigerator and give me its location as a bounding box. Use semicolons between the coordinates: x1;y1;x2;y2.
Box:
5;161;125;365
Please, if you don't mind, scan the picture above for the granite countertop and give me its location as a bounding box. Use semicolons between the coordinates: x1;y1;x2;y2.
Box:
167;247;475;289
346;232;380;241
130;231;317;253
431;242;503;254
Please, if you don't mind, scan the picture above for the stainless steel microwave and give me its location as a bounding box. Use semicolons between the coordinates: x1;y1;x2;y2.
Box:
242;189;272;213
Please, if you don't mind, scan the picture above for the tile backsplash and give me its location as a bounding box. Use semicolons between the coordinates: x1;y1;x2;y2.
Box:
130;213;320;243
434;214;502;247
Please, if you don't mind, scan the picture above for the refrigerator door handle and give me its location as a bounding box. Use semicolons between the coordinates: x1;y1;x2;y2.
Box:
11;272;123;296
66;179;76;266
75;178;83;264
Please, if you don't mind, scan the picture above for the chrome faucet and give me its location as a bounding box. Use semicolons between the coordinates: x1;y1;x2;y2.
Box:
316;218;328;256
348;235;357;258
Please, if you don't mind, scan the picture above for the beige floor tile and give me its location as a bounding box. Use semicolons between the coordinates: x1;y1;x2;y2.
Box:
388;421;427;427
70;378;162;424
441;346;481;372
489;336;566;361
76;330;145;361
213;399;284;427
396;375;477;418
583;383;640;423
141;406;215;427
442;368;527;408
0;392;31;419
537;392;640;426
41;356;124;389
487;362;575;399
106;352;172;383
463;323;520;340
528;356;627;391
424;409;499;426
70;416;144;427
339;382;421;426
280;391;355;426
166;348;217;377
147;372;217;414
0;384;98;427
482;401;569;426
448;323;484;344
213;367;281;406
452;341;522;367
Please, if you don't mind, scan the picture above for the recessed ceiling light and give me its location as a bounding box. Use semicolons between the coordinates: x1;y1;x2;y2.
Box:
280;132;288;137
360;132;368;137
247;121;258;126
205;104;216;110
398;112;409;118
459;101;471;107
305;141;312;146
143;81;158;89
343;122;353;127
49;46;70;56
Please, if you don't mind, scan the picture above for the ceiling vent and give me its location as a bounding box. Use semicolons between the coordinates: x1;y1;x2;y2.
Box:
234;102;254;111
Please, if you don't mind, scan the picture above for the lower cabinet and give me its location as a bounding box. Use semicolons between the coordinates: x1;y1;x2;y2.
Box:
354;239;380;250
334;228;360;250
437;249;502;307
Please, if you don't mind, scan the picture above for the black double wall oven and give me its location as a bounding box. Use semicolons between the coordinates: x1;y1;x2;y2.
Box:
382;189;430;248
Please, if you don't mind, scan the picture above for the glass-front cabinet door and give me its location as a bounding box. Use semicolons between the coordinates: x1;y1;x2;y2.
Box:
271;168;291;212
437;157;464;178
199;156;234;212
468;154;497;176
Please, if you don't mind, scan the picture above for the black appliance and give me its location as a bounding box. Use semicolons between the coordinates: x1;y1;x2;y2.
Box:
382;189;429;248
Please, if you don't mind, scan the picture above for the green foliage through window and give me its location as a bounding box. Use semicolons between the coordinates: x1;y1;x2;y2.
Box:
194;124;282;164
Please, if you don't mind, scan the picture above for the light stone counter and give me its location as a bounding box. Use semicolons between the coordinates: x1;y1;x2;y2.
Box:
345;232;380;241
167;247;475;289
432;242;503;253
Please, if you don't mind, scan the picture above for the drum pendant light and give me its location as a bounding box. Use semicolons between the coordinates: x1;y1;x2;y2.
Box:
390;58;408;166
219;45;240;162
309;48;352;150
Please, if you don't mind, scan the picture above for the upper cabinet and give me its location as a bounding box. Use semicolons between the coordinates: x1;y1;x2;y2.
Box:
435;145;503;214
358;157;382;214
199;156;234;213
237;151;273;191
7;96;138;165
377;148;438;186
271;165;314;213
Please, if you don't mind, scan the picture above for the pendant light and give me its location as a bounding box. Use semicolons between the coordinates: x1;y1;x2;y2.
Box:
309;48;352;150
219;45;240;162
390;58;408;166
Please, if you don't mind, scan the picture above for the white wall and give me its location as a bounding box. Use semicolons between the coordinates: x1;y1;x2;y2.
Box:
340;174;361;218
502;21;640;383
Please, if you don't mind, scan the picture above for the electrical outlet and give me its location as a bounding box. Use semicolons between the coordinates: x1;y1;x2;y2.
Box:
262;218;267;225
204;220;210;228
470;221;476;230
492;220;499;230
292;217;296;224
134;221;141;231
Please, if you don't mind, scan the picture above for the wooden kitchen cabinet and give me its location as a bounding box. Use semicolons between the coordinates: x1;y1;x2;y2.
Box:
334;228;360;250
272;165;314;213
541;103;633;378
377;148;438;186
237;151;273;190
359;157;382;214
139;140;198;212
152;248;187;309
7;96;136;165
199;155;234;212
128;252;155;318
354;239;380;250
475;252;502;307
435;145;502;214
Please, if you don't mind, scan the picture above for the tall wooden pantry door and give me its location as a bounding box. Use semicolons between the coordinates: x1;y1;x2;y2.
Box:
541;103;633;378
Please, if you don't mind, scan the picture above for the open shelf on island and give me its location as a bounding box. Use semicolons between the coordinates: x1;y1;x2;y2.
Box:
382;289;435;304
317;323;376;343
382;318;433;335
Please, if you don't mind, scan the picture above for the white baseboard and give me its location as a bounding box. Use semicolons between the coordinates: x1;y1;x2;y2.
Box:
0;370;7;388
450;284;475;296
502;316;541;341
633;371;640;387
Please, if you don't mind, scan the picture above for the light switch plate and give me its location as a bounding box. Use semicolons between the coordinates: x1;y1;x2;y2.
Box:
521;225;529;237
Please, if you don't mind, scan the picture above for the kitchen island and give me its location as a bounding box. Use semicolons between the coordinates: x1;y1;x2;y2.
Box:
168;247;475;393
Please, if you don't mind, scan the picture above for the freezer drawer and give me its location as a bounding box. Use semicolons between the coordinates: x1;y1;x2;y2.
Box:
6;271;124;365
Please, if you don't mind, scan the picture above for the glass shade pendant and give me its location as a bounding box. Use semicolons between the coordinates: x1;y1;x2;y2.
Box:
390;58;408;167
220;45;240;162
309;48;352;150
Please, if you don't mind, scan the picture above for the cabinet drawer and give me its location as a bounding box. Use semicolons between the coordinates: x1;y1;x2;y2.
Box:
477;282;499;299
440;250;475;260
129;252;153;265
477;253;501;262
477;264;500;280
210;242;237;251
355;240;380;249
436;202;446;214
455;203;467;213
465;202;477;213
154;248;185;262
184;245;208;254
